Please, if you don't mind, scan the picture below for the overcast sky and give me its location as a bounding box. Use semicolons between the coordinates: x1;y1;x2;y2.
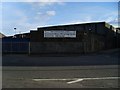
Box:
1;1;119;36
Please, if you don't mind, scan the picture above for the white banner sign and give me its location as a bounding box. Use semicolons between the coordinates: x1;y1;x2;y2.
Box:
44;30;76;38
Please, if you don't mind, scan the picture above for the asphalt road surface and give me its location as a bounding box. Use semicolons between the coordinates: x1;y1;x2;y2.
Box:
2;65;119;88
2;49;120;88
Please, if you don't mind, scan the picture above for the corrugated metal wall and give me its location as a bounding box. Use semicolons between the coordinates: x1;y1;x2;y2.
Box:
30;42;84;54
30;22;106;54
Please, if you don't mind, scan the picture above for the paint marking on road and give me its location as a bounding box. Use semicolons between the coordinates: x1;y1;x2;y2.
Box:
67;79;83;84
67;77;120;84
33;78;73;81
32;77;120;84
82;77;119;80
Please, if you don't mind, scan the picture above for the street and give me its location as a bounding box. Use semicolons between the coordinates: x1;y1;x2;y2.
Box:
2;65;119;88
2;49;120;88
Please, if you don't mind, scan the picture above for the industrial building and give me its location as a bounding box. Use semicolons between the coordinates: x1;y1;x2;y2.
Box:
2;22;120;55
30;22;118;54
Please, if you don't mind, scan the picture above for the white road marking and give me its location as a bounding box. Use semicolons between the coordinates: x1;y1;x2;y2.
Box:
33;78;73;81
32;77;120;84
67;79;83;84
67;77;120;84
82;77;119;80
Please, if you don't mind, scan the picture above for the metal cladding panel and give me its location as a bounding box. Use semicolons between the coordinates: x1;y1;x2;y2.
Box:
85;23;96;33
31;30;85;42
32;24;86;42
96;23;106;35
30;42;84;54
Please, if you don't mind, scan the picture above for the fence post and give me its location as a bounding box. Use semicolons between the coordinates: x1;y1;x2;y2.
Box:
28;42;30;55
11;41;12;54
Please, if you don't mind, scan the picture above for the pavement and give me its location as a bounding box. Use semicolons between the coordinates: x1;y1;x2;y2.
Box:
2;48;120;66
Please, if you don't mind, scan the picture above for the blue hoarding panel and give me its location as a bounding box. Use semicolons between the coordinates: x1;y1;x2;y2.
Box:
2;38;30;53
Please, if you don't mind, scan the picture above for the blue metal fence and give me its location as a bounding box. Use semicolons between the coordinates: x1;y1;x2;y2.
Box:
2;38;30;54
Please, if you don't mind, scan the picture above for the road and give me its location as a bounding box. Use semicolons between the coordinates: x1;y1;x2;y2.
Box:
2;49;120;88
2;65;119;88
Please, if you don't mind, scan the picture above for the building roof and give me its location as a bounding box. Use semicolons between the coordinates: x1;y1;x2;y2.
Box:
0;32;6;38
37;22;107;29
